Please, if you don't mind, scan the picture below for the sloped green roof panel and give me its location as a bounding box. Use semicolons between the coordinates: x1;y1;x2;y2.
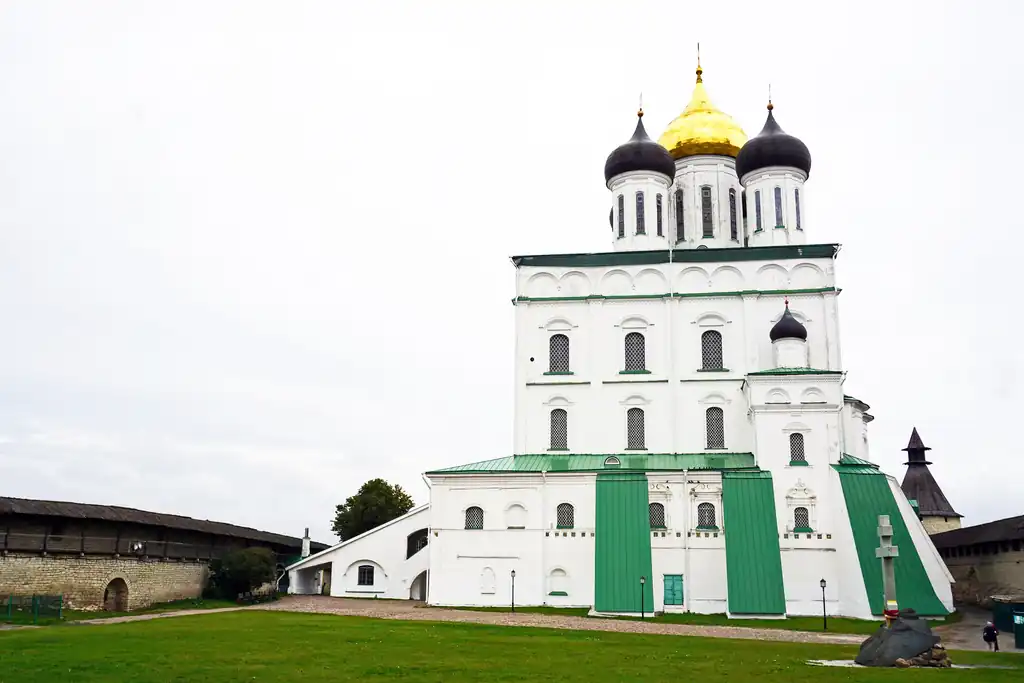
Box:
838;453;880;468
594;472;654;613
747;368;844;376
835;468;948;616
722;471;786;615
426;453;756;474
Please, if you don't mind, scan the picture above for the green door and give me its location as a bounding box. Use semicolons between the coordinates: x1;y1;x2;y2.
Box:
663;575;683;606
594;472;654;613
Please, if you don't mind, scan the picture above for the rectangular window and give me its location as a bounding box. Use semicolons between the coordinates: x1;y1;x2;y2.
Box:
663;575;684;606
674;189;685;242
728;189;737;241
701;186;713;237
754;190;762;231
617;194;624;238
794;188;802;230
656;194;663;236
635;191;645;235
774;186;783;227
357;565;374;586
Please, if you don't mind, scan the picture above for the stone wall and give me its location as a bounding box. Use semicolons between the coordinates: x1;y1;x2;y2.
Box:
0;553;209;610
943;550;1024;606
921;516;962;536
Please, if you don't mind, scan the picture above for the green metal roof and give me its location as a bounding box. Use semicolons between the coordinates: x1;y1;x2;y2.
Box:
510;243;839;268
837;453;880;468
426;452;756;474
722;471;786;615
594;472;654;613
747;368;844;376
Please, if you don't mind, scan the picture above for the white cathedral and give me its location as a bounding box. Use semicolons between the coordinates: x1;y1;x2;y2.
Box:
288;62;955;620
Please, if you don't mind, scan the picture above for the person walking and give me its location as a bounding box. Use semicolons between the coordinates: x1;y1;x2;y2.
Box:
982;621;1000;652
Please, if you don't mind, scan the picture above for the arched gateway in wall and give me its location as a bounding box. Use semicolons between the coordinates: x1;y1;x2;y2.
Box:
103;577;129;612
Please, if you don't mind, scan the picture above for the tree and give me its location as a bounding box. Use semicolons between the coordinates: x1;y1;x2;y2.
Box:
207;547;277;599
332;478;414;540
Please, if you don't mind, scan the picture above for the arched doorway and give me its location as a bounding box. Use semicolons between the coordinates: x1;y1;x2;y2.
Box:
103;578;129;612
410;570;428;601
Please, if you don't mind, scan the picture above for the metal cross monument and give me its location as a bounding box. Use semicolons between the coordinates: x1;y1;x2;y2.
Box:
875;514;900;624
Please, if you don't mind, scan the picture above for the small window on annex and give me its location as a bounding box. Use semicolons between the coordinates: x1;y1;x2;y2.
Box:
649;502;666;529
623;332;646;371
549;409;568;451
357;565;374;586
789;433;806;463
697;502;717;529
549;334;570;373
556;503;575;529
794;506;810;531
465;506;484;530
701;330;723;370
700;186;713;237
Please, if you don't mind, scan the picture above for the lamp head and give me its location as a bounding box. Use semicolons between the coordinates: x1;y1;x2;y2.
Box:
511;570;516;578
820;578;827;589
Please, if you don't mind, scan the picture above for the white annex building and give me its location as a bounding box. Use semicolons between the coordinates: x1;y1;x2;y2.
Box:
288;62;955;620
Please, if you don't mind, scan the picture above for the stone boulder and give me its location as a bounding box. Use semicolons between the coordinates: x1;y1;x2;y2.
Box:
854;610;941;668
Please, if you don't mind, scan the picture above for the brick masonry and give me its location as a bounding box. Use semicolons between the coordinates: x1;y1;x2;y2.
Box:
0;553;209;610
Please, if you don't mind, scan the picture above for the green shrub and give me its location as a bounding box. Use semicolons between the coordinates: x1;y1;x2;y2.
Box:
207;548;277;599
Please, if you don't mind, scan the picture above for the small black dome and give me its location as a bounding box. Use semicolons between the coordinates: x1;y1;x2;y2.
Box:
604;112;676;186
736;104;811;181
770;302;807;342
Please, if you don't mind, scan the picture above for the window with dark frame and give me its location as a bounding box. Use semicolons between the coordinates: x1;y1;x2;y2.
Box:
794;506;810;530
357;565;374;586
774;186;783;227
649;502;666;528
627;407;645;450
674;188;685;242
697;502;716;528
706;407;725;448
465;506;483;530
624;332;646;371
549;334;570;373
617;194;625;238
635;191;645;235
550;409;568;450
794;188;802;230
656;193;663;236
728;188;737;240
701;330;723;370
790;433;806;462
556;503;574;529
755;190;762;231
701;186;713;237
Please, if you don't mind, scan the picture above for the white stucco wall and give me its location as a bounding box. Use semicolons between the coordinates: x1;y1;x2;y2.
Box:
286;506;430;600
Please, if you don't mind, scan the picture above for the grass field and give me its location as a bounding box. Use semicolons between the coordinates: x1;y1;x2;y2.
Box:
0;611;1018;682
446;605;963;636
2;597;238;626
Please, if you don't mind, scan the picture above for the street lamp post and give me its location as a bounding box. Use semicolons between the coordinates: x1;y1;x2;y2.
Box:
511;570;516;613
820;578;827;631
640;576;646;620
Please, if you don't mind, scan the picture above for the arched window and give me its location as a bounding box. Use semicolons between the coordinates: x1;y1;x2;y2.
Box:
617;194;625;238
728;188;738;240
465;506;483;530
550;409;568;450
635;191;645;235
549;334;570;373
706;407;725;449
697;502;717;529
357;565;374;585
627;407;645;450
480;567;496;594
794;506;810;530
701;186;713;237
789;433;806;462
656;193;663;236
674;188;685;242
754;190;762;231
624;332;645;371
794;188;802;230
701;330;723;370
603;456;621;467
774;186;784;227
556;503;574;529
549;568;568;595
506;503;527;529
649;502;666;528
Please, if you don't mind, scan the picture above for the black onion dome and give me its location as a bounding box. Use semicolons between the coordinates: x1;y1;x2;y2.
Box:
604;112;676;185
770;302;807;342
736;104;811;180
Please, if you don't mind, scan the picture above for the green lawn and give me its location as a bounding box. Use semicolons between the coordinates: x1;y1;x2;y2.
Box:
442;605;962;636
0;611;1018;682
3;597;238;626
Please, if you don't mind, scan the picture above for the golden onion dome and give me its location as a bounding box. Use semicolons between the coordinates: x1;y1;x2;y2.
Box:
658;63;748;159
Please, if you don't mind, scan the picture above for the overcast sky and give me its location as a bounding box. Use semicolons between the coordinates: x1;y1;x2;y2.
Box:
1;2;1020;544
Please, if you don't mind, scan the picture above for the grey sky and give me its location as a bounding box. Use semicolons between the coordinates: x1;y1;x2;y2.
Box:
1;1;1020;544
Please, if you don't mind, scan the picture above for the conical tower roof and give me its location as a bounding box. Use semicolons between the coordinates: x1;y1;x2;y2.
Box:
899;428;961;518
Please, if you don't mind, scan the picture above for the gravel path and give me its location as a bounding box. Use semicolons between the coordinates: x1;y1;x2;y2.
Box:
253;596;867;645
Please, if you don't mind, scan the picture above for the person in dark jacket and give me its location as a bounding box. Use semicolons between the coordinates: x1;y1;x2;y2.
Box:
982;622;1000;651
